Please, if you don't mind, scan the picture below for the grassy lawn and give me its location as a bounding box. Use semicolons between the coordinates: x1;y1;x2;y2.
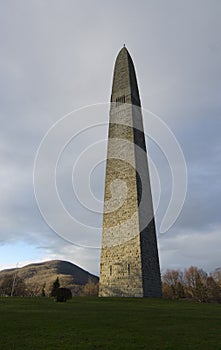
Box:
0;297;221;350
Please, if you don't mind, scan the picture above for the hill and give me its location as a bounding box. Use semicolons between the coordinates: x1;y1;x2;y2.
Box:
0;260;99;296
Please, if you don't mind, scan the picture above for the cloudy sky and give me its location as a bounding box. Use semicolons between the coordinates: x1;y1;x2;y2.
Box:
0;1;220;276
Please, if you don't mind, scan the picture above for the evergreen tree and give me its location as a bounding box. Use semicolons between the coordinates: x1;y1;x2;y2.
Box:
50;277;60;297
41;283;46;297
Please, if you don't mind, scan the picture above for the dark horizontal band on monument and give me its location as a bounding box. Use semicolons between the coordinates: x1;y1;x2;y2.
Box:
110;96;141;107
108;123;146;150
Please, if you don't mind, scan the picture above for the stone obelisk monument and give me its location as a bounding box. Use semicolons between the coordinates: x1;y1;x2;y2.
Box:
99;47;162;297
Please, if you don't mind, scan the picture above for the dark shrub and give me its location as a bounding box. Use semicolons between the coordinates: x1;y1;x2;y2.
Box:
55;287;72;302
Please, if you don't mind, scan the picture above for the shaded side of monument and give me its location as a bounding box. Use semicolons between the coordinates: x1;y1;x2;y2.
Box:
99;47;162;297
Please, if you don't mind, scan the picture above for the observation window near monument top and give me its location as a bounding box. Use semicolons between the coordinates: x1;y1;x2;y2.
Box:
116;95;125;106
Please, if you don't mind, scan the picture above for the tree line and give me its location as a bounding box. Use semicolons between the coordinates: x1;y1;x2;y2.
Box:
0;275;99;298
162;266;221;302
1;266;220;302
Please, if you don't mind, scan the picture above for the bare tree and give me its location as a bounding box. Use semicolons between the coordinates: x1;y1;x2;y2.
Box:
162;269;184;299
81;278;99;296
211;268;221;287
184;266;208;302
207;276;221;302
0;275;27;296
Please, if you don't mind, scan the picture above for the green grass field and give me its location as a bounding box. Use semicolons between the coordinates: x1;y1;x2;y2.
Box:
0;297;221;350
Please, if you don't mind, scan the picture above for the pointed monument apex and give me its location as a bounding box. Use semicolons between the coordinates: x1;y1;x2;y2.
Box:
111;47;140;107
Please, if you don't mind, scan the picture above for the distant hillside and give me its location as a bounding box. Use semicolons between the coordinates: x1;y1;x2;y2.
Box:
0;260;99;296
